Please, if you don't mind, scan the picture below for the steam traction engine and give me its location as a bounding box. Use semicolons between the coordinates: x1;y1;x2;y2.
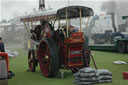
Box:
21;6;94;77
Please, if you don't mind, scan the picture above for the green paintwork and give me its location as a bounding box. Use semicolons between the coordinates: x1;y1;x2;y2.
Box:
122;16;128;20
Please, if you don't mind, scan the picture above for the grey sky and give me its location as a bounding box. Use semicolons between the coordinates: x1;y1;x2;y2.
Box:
0;0;125;21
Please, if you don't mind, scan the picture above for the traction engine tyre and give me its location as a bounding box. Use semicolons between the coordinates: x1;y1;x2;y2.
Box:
118;41;126;53
38;38;59;77
28;49;36;72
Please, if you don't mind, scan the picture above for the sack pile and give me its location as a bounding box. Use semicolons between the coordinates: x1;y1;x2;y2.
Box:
73;68;112;85
96;69;112;83
73;68;97;85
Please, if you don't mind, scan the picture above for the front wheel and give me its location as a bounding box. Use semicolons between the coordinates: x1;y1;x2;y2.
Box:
38;38;59;77
28;49;36;72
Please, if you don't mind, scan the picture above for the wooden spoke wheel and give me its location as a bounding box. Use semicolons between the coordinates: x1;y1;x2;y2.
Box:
38;38;59;77
28;49;36;72
118;41;126;53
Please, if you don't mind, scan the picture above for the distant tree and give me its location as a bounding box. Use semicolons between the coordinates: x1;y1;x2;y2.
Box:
0;19;7;23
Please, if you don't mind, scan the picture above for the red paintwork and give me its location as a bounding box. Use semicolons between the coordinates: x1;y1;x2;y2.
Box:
123;72;128;75
68;45;83;66
70;32;83;38
122;72;128;80
0;52;9;72
57;32;86;69
64;38;84;44
123;75;128;80
37;24;89;72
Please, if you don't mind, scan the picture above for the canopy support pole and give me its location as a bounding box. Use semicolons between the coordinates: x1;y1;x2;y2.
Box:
23;22;31;38
80;8;82;32
66;8;68;38
58;19;60;29
35;21;37;26
31;21;33;30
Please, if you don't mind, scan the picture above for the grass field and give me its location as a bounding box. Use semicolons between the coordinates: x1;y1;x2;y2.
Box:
7;44;128;85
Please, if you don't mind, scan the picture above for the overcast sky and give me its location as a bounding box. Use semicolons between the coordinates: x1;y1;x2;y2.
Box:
0;0;126;21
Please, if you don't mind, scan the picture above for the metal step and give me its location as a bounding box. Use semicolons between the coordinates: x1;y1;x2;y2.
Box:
0;59;8;80
0;80;8;85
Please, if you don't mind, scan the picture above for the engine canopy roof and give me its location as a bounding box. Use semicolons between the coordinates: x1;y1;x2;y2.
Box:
21;5;94;22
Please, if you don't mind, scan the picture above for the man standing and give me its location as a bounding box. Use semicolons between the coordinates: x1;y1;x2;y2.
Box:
0;37;15;80
0;37;5;52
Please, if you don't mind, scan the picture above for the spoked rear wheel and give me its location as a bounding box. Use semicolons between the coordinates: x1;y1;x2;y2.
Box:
28;49;36;72
38;38;59;77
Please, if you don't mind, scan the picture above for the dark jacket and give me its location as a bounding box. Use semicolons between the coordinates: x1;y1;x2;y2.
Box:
0;42;5;52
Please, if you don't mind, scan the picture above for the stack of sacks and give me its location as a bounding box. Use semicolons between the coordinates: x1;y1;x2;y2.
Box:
73;68;112;85
96;69;112;83
73;68;97;85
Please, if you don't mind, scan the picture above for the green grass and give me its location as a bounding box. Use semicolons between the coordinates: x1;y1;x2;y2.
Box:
8;47;128;85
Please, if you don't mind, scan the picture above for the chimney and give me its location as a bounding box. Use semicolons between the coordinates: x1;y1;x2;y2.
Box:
109;12;117;32
39;0;45;10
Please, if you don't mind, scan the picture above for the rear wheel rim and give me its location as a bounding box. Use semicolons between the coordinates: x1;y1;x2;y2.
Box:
28;50;35;72
39;42;51;77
